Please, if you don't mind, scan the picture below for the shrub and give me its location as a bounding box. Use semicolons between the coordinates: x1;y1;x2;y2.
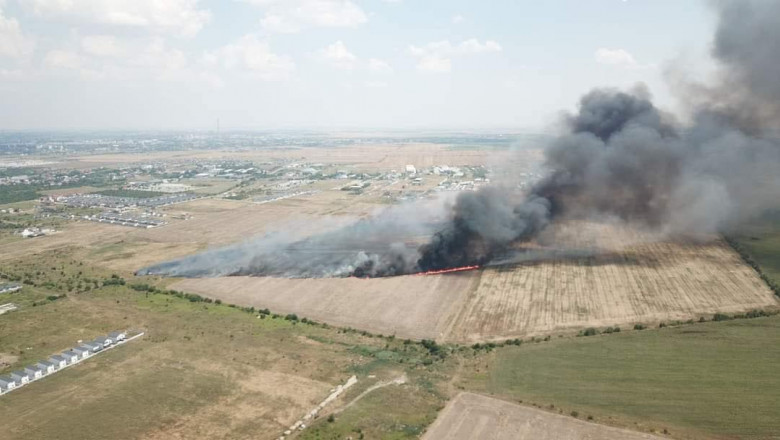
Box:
571;411;579;418
327;414;335;423
581;328;599;337
713;313;731;322
658;322;667;328
284;313;298;321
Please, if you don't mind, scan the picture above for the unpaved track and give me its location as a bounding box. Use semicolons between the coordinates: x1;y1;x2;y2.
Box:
422;393;665;440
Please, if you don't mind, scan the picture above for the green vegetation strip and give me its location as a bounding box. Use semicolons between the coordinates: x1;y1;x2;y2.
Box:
470;317;780;439
94;189;168;198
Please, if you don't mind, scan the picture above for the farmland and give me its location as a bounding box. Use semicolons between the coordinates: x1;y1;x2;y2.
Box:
174;273;478;341
422;393;664;440
460;315;780;440
730;210;780;288
2;142;779;440
445;224;778;342
175;221;778;343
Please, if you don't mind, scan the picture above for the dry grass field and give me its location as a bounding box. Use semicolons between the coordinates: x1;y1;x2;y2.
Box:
422;393;664;440
42;143;514;171
175;221;778;343
445;228;778;342
174;273;478;340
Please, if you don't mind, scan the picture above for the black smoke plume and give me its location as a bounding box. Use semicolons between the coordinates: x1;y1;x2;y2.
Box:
138;0;780;278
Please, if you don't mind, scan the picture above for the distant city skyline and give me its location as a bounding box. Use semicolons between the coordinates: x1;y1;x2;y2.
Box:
0;0;716;130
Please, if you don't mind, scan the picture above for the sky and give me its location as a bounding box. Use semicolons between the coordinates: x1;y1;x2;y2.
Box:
0;0;719;131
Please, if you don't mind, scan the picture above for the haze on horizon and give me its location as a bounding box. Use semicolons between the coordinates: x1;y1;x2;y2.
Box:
0;0;716;131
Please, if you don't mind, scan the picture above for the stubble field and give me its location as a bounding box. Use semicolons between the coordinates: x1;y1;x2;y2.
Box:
175;221;778;343
422;392;664;440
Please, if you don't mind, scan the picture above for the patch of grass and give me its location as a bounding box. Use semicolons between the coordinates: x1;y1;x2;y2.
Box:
465;317;780;439
729;211;780;295
299;382;443;440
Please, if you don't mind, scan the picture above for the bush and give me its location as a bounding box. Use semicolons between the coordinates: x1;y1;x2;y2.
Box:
571;411;579;418
713;313;732;322
633;324;646;330
284;313;299;321
581;328;599;337
327;414;335;423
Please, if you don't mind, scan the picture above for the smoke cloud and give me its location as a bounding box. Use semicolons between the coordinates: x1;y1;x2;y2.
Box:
139;0;780;278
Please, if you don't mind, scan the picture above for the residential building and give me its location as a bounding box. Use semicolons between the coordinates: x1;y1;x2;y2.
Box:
49;355;68;369
36;361;56;375
10;371;30;384
24;366;43;380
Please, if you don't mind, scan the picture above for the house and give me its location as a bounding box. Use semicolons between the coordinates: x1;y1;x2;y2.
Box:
0;282;22;294
36;361;56;375
24;366;43;380
62;351;80;364
108;330;127;342
73;346;91;359
11;371;30;384
49;355;67;369
0;377;17;393
93;336;112;349
81;341;102;353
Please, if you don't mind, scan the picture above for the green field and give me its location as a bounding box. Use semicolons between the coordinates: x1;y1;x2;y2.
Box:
94;189;168;198
463;317;780;439
731;211;780;287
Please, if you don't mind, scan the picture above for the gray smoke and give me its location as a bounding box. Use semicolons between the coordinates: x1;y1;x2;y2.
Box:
139;0;780;278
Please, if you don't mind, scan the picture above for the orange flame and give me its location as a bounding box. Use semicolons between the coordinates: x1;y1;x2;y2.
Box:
418;265;480;275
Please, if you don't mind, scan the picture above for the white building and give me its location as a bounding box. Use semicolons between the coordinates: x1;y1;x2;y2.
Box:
405;164;417;175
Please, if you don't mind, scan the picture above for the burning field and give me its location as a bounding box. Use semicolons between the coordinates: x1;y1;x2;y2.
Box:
172;220;779;342
153;0;780;341
140;0;780;280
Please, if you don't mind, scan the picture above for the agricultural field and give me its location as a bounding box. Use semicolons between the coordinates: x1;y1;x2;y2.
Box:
422;393;664;440
445;223;778;342
730;210;780;287
0;250;451;440
174;273;478;341
43;143;517;171
460;315;780;440
175;221;778;343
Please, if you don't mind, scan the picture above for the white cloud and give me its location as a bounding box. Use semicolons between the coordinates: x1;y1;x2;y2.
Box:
409;38;501;73
81;35;123;57
451;14;464;25
417;56;450;73
458;38;502;54
247;0;367;34
206;34;295;80
368;58;392;74
27;0;211;37
320;40;357;69
0;10;34;58
42;36;222;86
594;48;653;70
44;49;84;70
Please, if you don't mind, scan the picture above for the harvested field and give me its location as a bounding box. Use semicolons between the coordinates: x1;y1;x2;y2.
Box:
444;224;778;342
422;393;663;440
175;222;778;343
173;273;478;340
